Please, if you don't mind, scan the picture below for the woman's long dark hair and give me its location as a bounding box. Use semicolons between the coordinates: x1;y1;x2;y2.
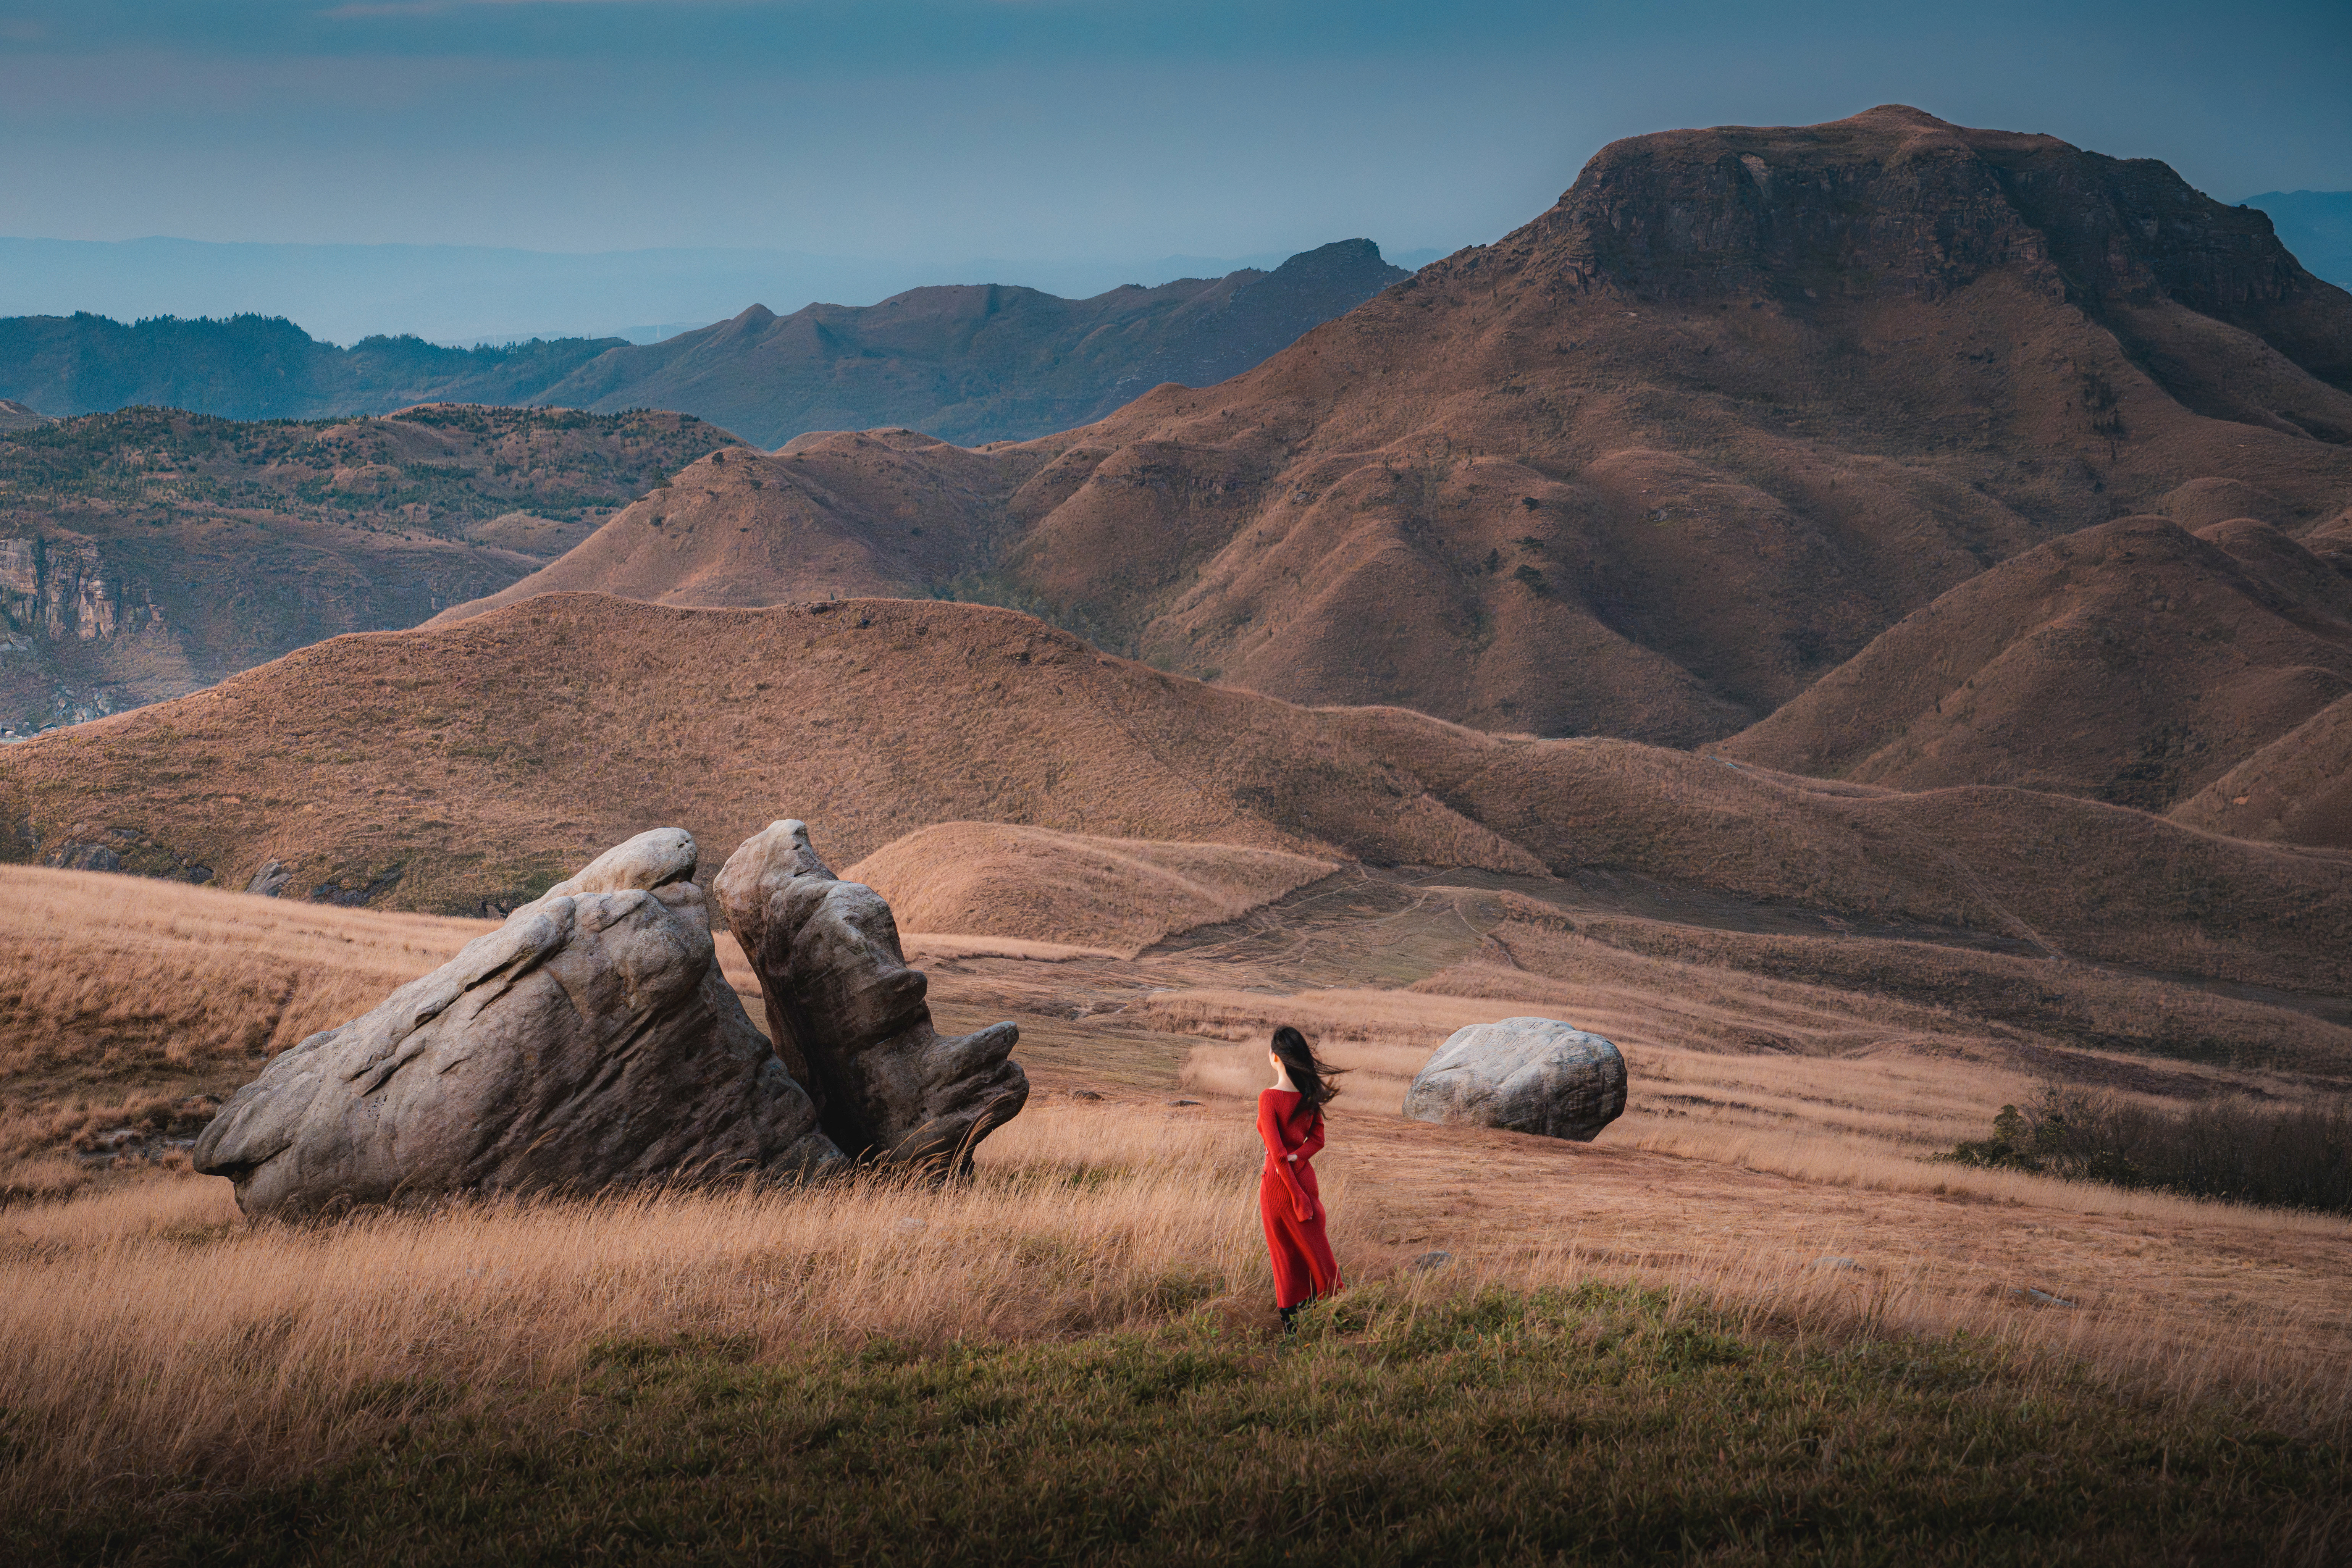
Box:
1271;1025;1344;1112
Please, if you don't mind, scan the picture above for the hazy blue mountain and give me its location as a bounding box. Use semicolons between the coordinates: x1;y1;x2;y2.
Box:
0;237;1313;347
2242;192;2352;290
0;242;1411;446
0;314;622;424
513;239;1411;446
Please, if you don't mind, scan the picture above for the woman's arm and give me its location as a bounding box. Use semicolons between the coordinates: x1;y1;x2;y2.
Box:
1256;1094;1287;1159
1298;1114;1326;1162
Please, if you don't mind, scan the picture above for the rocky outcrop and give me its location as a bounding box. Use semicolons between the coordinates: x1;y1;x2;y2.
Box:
1403;1017;1627;1142
193;828;842;1216
39;822;212;882
0;533;157;642
716;819;1028;1172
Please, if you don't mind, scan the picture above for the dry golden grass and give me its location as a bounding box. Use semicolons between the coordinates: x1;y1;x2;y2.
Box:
5;1093;2348;1534
10;838;2352;1537
0;1100;1371;1509
1436;897;2352;1081
0;867;493;1189
1158;980;2352;1230
844;822;1337;957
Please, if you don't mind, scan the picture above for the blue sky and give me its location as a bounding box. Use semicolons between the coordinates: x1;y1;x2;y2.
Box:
0;1;2346;337
6;1;2348;258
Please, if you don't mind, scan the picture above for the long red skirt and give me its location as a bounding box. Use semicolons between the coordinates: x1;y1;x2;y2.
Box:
1258;1088;1341;1310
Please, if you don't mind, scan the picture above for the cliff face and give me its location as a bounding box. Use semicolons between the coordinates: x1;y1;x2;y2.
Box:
1548;106;2352;433
0;535;151;642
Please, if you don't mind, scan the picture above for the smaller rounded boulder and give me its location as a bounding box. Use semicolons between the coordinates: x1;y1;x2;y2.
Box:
1403;1017;1627;1142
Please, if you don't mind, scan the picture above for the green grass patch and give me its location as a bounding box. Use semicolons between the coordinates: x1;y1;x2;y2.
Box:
10;1284;2343;1565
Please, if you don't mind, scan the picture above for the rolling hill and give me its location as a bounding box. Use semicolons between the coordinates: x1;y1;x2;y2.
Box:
3;593;2346;1000
435;107;2352;767
2169;692;2352;850
0;406;741;733
1717;514;2352;812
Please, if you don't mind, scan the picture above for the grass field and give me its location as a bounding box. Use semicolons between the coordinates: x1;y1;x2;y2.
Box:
4;1120;2347;1565
8;859;2352;1561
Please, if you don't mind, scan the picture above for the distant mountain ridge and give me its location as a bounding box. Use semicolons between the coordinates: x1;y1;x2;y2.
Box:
516;239;1409;446
0;241;1408;446
0;314;626;425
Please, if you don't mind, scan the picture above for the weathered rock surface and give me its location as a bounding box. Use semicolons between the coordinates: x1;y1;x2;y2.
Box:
193;828;841;1216
716;819;1027;1171
1402;1017;1627;1142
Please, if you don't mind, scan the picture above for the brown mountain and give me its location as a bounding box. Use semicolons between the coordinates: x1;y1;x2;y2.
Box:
4;594;2347;1002
438;107;2352;756
0;405;741;734
515;241;1408;447
1716;514;2352;812
431;431;1002;620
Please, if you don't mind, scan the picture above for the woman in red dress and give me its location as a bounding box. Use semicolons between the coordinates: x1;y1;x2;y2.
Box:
1258;1024;1343;1330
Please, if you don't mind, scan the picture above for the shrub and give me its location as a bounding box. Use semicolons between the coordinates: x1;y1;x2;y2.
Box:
1947;1087;2352;1213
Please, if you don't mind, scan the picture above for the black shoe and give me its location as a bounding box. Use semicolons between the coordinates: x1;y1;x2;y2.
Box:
1278;1306;1298;1334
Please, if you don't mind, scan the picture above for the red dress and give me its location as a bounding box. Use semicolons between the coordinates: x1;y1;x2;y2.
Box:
1257;1088;1341;1310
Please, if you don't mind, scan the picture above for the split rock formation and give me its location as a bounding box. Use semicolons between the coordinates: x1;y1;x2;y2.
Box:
194;824;1024;1216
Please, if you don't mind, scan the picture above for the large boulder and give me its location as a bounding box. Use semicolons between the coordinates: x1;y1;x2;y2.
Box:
716;819;1027;1172
193;829;842;1217
1402;1017;1627;1142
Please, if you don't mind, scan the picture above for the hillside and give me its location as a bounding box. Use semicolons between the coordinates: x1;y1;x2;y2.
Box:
2169;693;2352;850
1717;514;2352;811
442;108;2352;761
0;243;1402;446
4;594;2347;1000
840;824;1338;957
0;406;741;733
